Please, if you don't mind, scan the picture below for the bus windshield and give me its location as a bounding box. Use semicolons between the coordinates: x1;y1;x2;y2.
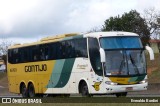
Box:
100;36;143;49
100;37;146;76
104;50;146;76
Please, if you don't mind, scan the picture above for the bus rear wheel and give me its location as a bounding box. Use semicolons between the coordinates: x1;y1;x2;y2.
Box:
28;83;36;97
116;92;127;97
20;84;28;97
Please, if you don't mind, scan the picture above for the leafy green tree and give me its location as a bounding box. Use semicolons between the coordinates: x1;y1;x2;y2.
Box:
102;10;150;46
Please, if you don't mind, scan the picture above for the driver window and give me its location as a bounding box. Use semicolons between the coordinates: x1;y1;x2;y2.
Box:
88;38;102;76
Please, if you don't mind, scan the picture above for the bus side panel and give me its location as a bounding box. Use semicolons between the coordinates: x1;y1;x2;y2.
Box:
29;60;55;94
37;74;51;93
73;58;91;93
45;59;75;94
7;60;55;94
8;76;16;93
44;58;91;94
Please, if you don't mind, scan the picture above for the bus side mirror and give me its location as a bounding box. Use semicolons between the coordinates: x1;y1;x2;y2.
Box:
145;46;154;60
99;48;106;63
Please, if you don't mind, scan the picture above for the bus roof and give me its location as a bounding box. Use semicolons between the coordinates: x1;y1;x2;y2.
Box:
8;31;139;49
40;33;79;42
84;31;139;38
8;33;80;49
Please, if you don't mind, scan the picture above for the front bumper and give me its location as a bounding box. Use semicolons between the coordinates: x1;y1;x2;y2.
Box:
104;83;148;93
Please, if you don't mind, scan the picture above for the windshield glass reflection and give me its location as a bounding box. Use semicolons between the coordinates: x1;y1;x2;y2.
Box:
105;50;146;76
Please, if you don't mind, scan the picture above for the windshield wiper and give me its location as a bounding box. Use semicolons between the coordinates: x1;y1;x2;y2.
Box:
119;51;127;75
129;55;140;75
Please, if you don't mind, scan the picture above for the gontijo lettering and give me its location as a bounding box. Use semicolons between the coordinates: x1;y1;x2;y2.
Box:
25;64;47;72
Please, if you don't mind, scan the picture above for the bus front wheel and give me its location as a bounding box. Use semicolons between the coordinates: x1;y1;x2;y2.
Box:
80;82;89;97
28;83;36;97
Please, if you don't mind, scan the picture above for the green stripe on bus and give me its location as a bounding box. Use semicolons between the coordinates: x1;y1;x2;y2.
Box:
128;75;145;82
135;75;145;81
55;58;75;87
47;59;65;88
128;77;138;82
47;58;75;88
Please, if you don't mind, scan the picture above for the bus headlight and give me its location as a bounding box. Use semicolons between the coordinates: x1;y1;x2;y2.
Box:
105;81;117;85
139;79;148;84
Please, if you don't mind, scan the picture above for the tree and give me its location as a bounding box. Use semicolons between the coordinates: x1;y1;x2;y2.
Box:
0;39;12;65
87;26;101;33
102;10;150;45
143;8;160;39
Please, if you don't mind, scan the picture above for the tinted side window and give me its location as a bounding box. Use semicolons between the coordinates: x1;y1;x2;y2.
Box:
30;45;39;62
74;39;88;58
47;38;87;59
8;48;20;64
39;45;47;61
8;38;88;64
21;47;30;62
65;40;75;58
88;38;102;76
8;49;14;64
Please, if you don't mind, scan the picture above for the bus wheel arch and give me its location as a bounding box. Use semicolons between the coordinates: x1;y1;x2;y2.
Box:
27;82;36;97
78;80;90;96
20;82;28;97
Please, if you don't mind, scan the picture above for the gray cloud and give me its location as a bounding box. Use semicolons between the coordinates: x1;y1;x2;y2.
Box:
1;0;74;38
0;0;160;40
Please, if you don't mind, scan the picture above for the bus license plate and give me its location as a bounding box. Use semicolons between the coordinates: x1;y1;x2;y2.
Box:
126;87;133;91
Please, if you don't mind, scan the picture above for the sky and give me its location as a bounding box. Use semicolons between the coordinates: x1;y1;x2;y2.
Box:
0;0;160;44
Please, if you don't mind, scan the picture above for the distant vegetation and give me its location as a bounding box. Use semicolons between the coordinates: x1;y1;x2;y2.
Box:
0;72;6;80
90;8;160;46
147;53;160;83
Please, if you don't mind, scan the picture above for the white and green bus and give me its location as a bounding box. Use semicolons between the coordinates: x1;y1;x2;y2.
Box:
7;32;154;97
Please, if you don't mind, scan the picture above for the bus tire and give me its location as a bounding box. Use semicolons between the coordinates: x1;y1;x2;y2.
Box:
28;83;36;97
80;82;89;97
116;92;127;97
20;84;28;97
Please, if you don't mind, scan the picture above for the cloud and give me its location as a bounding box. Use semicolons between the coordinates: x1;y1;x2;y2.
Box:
0;0;159;42
0;0;74;38
65;0;111;32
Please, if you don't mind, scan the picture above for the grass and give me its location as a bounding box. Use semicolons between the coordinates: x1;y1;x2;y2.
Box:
0;72;7;80
148;68;160;83
146;53;160;68
146;53;160;83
